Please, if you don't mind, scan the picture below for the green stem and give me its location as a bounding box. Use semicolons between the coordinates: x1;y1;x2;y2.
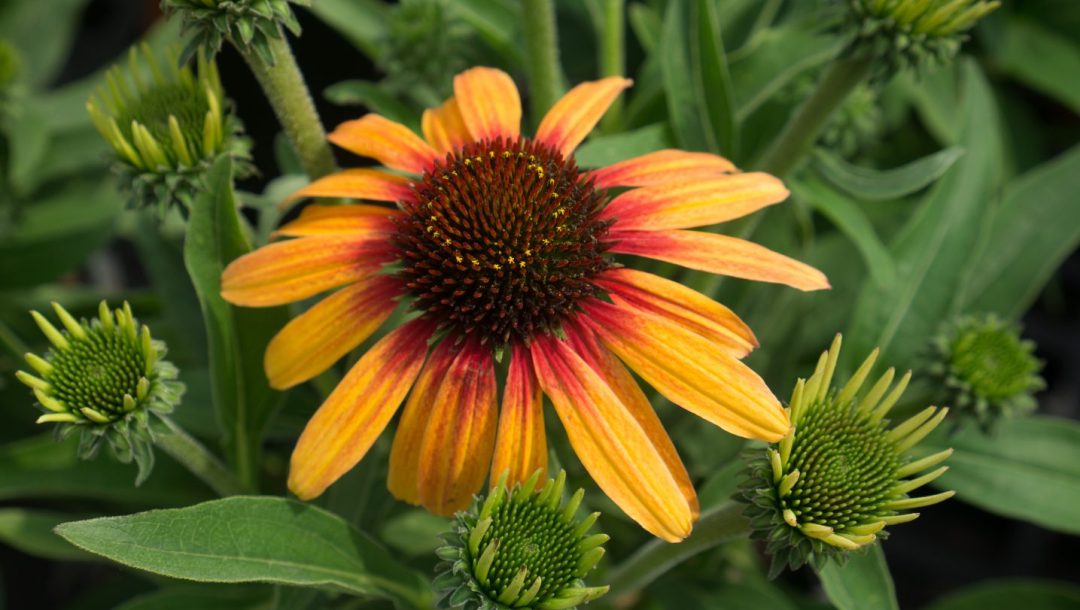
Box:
598;0;626;132
606;502;750;599
239;30;336;179
756;53;875;177
522;0;565;125
154;414;249;497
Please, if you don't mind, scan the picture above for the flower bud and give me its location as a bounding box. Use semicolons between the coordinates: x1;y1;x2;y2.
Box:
162;0;310;65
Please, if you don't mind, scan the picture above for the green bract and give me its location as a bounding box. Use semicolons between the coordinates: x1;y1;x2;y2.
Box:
847;0;1001;72
434;471;609;610
928;315;1044;429
161;0;310;65
86;44;249;212
15;302;184;484
379;0;475;102
738;335;955;578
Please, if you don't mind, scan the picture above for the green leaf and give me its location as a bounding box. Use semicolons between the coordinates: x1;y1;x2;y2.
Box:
55;497;432;609
922;416;1080;535
961;143;1080;318
182;157;290;488
658;0;709;151
0;509;90;561
924;579;1080;610
691;0;738;156
380;510;451;557
449;0;524;69
0;434;212;507
575;123;671;168
992;17;1080;114
816;545;899;610
813;148;965;201
0;0;91;88
628;3;661;53
791;176;897;288
846;61;1001;368
303;0;386;59
323;80;419;129
113;585;277;610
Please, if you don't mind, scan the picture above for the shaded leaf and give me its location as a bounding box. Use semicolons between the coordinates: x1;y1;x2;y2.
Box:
113;585;278;610
992;17;1080;114
575;123;670;168
817;545;899;610
924;579;1080;610
0;509;90;561
692;0;738;156
813;148;964;201
658;0;709;151
304;0;386;59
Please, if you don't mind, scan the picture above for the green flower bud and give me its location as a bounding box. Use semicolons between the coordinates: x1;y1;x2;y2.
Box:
434;471;609;610
378;0;475;103
86;44;250;212
161;0;310;65
15;301;184;484
737;335;954;578
847;0;1001;73
927;314;1044;430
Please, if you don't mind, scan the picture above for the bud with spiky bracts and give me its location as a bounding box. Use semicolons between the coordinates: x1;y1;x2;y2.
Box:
434;471;609;610
14;302;184;484
377;0;476;104
846;0;1001;73
737;335;954;578
86;44;250;213
161;0;310;65
927;314;1044;430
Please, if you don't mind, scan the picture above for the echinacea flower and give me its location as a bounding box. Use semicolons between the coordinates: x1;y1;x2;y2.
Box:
738;335;954;577
434;470;608;610
221;67;829;541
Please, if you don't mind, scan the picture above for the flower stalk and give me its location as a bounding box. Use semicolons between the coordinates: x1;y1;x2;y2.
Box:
522;0;566;126
598;0;626;132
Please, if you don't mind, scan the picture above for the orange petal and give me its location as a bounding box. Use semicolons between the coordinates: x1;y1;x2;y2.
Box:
490;342;547;487
536;77;632;158
422;96;470;156
530;334;694;542
328;114;439;174
264;275;402;390
453;67;521;142
588;149;736;189
417;338;498;515
273;204;401;238
282;169;414;207
581;299;790;442
594;268;757;357
601;173;789;231
220;236;396;307
288;318;436;500
564;317;699;519
610;229;830;291
388;337;458;505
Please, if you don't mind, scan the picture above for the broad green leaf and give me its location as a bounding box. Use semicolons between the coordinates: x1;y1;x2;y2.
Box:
992;17;1080;114
182;158;290;488
380;510;451;557
324;80;419;129
658;0;709;151
895;63;963;145
0;0;91;88
846;61;1001;368
628;3;661;53
922;416;1080;535
0;509;89;561
0;434;212;506
113;585;277;610
55;497;432;609
304;0;387;59
817;545;899;610
692;0;738;156
813;148;964;201
575;123;670;168
792;176;897;288
924;579;1080;610
962;143;1080;318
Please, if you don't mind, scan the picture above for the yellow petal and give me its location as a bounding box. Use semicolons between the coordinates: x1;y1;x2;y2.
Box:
536;77;632;157
329;114;439;174
588;149;736;189
422;96;470;156
273;204;401;238
282;169;414;208
490;342;547;487
453;67;521;142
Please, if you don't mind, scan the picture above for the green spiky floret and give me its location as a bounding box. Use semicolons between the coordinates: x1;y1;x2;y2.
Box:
15;302;184;484
847;0;1001;73
928;314;1044;430
86;44;250;213
161;0;310;65
434;471;609;610
737;335;954;578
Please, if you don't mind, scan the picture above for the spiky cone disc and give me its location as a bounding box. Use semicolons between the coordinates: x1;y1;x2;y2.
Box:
15;301;184;484
86;43;251;213
433;471;609;610
927;314;1044;431
846;0;1001;74
161;0;310;65
737;335;954;578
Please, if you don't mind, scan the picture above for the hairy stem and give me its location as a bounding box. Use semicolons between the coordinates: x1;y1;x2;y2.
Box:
522;0;566;125
598;0;626;132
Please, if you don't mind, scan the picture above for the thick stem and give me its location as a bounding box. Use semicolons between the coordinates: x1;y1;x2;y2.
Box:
598;0;626;132
154;414;249;497
522;0;565;125
606;502;751;600
239;31;336;179
756;54;875;177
